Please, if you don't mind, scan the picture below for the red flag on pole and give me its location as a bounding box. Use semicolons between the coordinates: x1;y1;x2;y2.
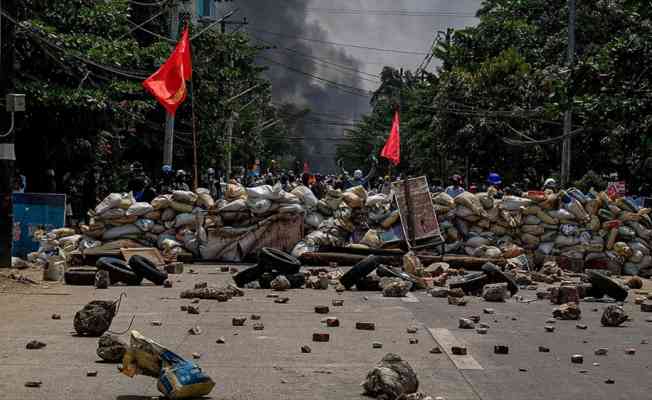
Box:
381;111;400;165
143;27;192;115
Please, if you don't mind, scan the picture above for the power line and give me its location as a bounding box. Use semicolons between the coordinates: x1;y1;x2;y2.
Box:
246;27;428;56
259;55;372;98
248;32;382;82
305;8;477;18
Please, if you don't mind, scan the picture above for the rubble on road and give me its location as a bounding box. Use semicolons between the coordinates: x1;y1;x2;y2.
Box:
25;340;46;350
601;305;628;326
97;333;127;362
483;283;509;302
362;353;419;400
180;284;241;301
73;300;117;337
553;303;582;320
381;278;412;297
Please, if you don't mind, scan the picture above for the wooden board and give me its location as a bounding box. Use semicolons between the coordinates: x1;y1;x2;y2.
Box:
391;176;443;245
120;248;165;266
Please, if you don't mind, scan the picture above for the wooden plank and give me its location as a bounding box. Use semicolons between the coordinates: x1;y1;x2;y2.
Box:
120;248;165;266
392;177;443;245
428;328;483;370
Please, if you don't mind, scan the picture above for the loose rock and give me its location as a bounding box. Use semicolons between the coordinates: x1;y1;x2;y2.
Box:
312;333;329;342
483;308;495;314
538;346;550;353
26;340;46;350
625;276;643;289
163;279;173;288
601;305;628;327
594;348;608;356
25;381;42;388
494;345;509;354
332;299;344;307
373;342;383;349
192;352;201;359
356;322;376;331
448;296;467;306
625;348;636;355
151;320;162;326
51;314;61;320
409;338;419;344
73;300;117;337
381;278;412;297
483;283;509;302
476;327;488;334
451;346;467;355
571;354;584;364
94;271;110;289
429;288;449;298
97;333;127;362
275;297;290;304
86;371;98;377
326;318;340;327
407;327;418;334
544;325;555;333
458;318;475;329
251;314;261;320
301;345;312;353
232;317;246;326
576;324;588;330
553;303;581;320
216;337;225;344
315;305;330;314
641;301;652;313
270;275;291;291
187;305;200;315
430;347;442;354
188;326;202;335
253;322;264;331
362;353;419;400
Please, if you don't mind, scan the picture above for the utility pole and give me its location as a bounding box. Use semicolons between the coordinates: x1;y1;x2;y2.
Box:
0;0;16;267
162;1;180;168
561;0;576;187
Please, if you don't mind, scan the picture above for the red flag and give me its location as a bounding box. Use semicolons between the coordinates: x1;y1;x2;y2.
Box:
143;27;192;115
381;111;400;165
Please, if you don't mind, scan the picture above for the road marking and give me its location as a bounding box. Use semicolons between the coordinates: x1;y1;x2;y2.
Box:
428;328;483;370
401;292;420;303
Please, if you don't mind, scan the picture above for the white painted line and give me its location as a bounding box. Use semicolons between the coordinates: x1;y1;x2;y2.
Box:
428;328;483;370
401;292;420;303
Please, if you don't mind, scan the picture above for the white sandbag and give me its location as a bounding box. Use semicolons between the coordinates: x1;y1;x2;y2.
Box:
246;185;274;199
537;242;555;255
247;198;273;214
103;224;141;241
433;192;455;208
476;192;494;209
277;191;300;204
278;204;305;214
126;202;154;217
172;190;198;204
500;195;531;211
175;213;196;228
523;215;541;225
135;219;155;232
151;195;172;210
291;186;319;209
465;236;490;248
454;205;475;218
305;212;324;229
196;188;215;209
99;208;126;220
366;194;389;207
161;208;176;221
454;191;486;216
220;199;248;212
95;193;123;214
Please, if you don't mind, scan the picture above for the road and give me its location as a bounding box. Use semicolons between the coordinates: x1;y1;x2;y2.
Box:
0;265;650;400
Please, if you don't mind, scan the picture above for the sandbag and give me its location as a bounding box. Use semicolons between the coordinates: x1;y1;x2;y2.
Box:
466;236;490;248
500;195;531;211
524;215;541;225
455;191;487;216
521;233;540;247
126;202;154;217
342;192;364;208
291;186;319;209
96;193;124;215
196;188;215;209
161;208;176;221
170;201;193;214
246;185;275;200
305;212;324;229
433;192;455;208
103;225;141;241
521;224;544;236
522;205;541;216
555;235;578;248
246;198;273;214
278;204;305;214
99;208;127;220
220;199;247;212
135;219;154;232
477;192;494;209
366;194;389;207
225;183;247;202
175;213;196;228
151;195;172;210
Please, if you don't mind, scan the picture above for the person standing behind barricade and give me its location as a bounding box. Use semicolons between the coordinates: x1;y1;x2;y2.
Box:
487;172;503;198
542;178;559;193
128;162;148;201
445;175;465;198
159;165;174;194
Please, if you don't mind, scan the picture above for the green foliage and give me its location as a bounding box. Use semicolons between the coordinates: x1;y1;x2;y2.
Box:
338;0;652;190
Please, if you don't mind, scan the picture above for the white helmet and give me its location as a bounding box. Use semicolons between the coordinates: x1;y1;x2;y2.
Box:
354;169;363;179
543;178;557;188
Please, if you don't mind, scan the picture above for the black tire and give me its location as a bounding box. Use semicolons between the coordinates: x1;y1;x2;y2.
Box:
286;272;306;288
64;267;98;286
449;272;488;295
339;255;381;289
128;255;168;285
481;263;519;296
96;257;142;286
588;270;628;301
259;247;301;274
233;264;266;288
258;272;279;289
356;276;381;291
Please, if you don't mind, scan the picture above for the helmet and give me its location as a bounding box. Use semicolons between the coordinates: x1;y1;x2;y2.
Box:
354;169;363;179
162;165;172;173
543;178;557;188
207;168;215;174
451;174;462;184
176;169;186;177
487;172;502;185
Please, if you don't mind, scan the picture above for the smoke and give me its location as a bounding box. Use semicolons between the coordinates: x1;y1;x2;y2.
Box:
220;0;481;172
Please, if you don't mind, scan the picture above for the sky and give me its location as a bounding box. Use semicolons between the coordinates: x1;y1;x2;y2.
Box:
217;0;483;171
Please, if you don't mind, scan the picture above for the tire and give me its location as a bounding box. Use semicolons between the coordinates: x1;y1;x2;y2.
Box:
588;270;628;301
481;262;519;295
449;272;488;295
339;255;381;289
128;255;168;285
259;247;301;274
64;267;98;286
96;257;142;286
233;264;266;288
286;272;306;288
356;276;381;291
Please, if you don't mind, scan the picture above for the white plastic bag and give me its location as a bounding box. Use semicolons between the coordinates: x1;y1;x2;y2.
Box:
247;198;273;214
95;193;123;214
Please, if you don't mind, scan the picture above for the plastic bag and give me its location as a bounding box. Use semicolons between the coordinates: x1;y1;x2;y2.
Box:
246;198;272;214
305;212;324;229
246;185;275;200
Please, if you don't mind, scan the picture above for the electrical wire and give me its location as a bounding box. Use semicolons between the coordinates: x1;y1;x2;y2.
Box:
259;55;373;98
246;27;428;56
128;0;171;6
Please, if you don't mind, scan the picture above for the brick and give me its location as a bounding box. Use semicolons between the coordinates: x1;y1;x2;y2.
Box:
312;332;330;342
494;345;509;354
165;262;184;274
356;322;375;331
451;346;467;355
232;317;246;326
315;306;330;314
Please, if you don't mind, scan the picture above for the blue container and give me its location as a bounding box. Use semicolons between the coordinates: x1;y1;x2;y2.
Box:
12;193;66;258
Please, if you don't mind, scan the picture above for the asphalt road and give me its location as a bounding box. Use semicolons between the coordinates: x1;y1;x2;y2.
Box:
0;265;650;400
